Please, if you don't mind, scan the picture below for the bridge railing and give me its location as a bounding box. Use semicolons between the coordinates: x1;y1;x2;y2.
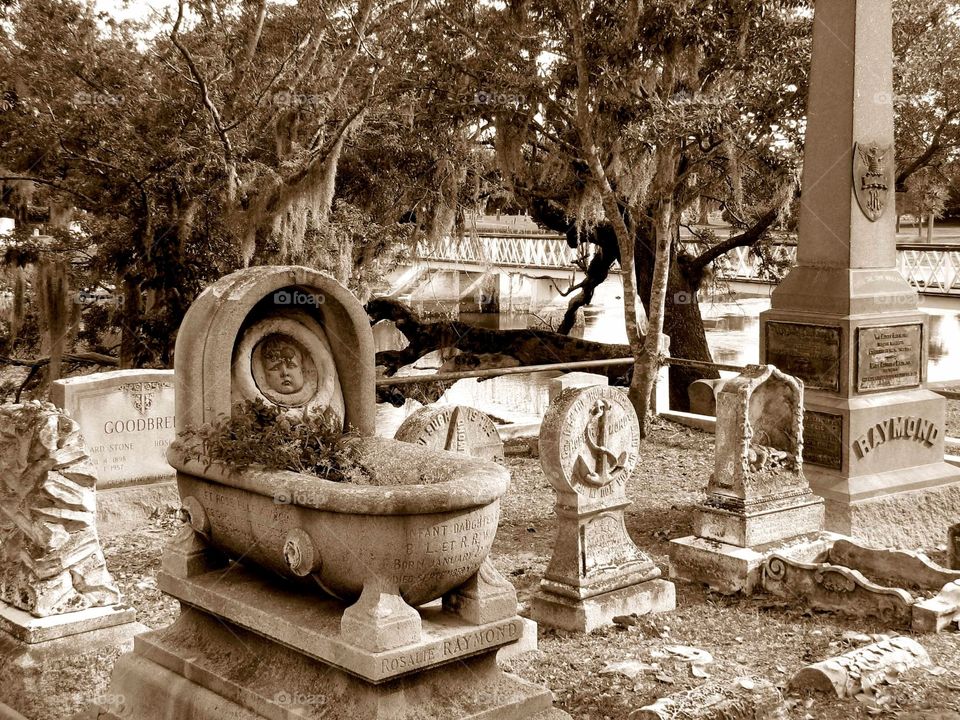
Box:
414;232;571;269
414;234;960;296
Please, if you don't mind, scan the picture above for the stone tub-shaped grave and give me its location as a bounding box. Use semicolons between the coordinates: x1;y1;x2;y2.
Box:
168;266;517;652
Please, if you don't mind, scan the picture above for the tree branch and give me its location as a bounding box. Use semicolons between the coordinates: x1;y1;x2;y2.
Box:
688;205;780;274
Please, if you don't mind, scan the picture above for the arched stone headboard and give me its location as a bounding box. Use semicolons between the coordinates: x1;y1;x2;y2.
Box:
173;266;376;436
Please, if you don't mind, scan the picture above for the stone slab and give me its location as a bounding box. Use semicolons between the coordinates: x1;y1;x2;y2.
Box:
497;616;538;662
912;581;960;633
50;369;176;489
826;538;960;590
96;481;180;535
528;579;675;634
824;477;960;548
0;600;136;644
668;532;839;595
95;609;569;720
158;565;524;684
0;618;147;720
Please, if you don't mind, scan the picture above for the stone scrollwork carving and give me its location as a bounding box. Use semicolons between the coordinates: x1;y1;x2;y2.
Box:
0;401;122;616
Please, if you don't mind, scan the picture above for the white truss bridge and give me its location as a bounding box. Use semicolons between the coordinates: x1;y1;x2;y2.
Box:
412;233;960;298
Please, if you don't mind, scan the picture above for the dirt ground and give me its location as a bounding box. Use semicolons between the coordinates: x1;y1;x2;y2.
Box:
95;418;960;720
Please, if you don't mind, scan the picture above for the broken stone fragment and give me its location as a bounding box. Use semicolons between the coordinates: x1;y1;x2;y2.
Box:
634;677;781;719
790;636;930;698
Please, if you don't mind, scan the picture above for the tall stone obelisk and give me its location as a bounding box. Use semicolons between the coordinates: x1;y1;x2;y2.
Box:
759;0;960;547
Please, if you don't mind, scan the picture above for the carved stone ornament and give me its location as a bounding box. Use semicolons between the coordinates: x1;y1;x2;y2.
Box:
853;142;894;222
0;401;121;616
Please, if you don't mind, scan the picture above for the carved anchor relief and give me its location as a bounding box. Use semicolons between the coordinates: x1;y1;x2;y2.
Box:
573;399;628;488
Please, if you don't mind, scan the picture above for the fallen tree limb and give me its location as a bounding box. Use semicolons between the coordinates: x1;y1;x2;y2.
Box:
366;298;640;404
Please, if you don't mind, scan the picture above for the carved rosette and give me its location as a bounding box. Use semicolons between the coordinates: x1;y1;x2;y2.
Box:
0;401;121;616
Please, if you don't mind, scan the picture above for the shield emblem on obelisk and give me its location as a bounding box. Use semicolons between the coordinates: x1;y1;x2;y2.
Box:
853;142;894;222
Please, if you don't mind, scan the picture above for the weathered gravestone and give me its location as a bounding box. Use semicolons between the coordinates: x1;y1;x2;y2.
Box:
669;364;833;593
51;369;178;533
395;404;504;461
94;266;571;720
758;0;960;545
530;386;675;632
0;401;144;720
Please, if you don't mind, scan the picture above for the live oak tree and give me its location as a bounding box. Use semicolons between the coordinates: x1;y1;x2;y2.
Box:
0;0;428;365
892;0;960;233
414;0;811;429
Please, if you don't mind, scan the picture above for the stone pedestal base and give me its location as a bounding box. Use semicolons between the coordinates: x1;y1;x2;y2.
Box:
821;475;960;548
528;579;675;633
94;563;569;719
0;602;146;720
95;607;567;720
668;532;840;594
694;495;824;548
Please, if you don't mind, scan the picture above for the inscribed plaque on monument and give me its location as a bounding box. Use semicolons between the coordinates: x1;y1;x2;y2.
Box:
802;410;843;470
856;324;922;392
764;322;841;392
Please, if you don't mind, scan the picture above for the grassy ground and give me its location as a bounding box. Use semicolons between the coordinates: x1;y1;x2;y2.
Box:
92;419;960;720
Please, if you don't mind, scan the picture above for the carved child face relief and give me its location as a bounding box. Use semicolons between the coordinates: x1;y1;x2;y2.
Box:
261;336;305;395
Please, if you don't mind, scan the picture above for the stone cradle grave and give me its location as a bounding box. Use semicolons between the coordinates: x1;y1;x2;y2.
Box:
669;364;836;594
761;538;960;633
0;401;145;720
93;266;572;720
757;0;960;546
529;385;675;632
51;369;179;534
394;404;504;461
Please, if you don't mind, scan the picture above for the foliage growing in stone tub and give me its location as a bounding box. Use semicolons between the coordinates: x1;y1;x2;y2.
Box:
0;401;121;616
177;398;369;482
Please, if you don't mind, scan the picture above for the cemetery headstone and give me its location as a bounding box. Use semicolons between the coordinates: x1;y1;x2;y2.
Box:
51;369;178;533
0;402;144;720
94;266;571;720
669;364;833;593
757;0;960;545
394;404;504;461
530;386;675;632
51;369;176;488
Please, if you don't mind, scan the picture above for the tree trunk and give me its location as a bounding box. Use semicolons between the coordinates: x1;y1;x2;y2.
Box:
631;157;676;437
